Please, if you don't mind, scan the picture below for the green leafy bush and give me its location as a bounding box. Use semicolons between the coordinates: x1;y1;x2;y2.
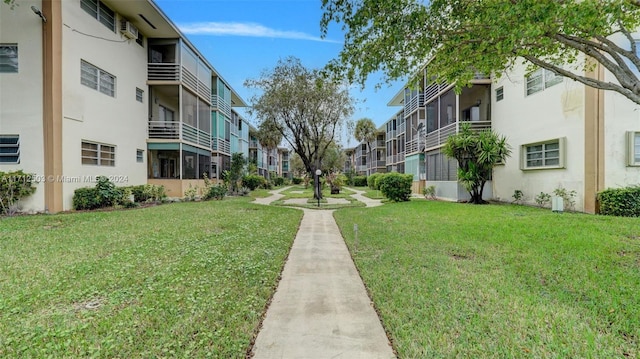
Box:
204;183;227;200
242;174;266;190
367;173;383;189
423;185;436;200
72;187;102;210
598;186;640;217
273;176;286;186
292;177;303;185
378;173;413;202
0;170;37;215
95;176;124;206
352;175;367;187
535;192;551;208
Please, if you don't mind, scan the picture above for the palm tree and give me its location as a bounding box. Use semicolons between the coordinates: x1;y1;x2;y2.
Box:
354;118;377;176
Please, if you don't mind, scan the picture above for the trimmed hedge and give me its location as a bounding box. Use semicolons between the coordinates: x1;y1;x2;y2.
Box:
597;186;640;217
378;173;413;202
352;176;367;187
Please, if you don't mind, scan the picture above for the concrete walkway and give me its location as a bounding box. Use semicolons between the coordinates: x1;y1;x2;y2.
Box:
251;189;394;358
344;187;383;208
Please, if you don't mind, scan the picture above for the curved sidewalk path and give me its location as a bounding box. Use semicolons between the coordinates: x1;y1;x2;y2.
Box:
251;188;393;358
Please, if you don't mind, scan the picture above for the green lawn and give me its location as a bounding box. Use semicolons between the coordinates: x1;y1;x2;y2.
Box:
270;185;364;209
348;186;385;200
334;201;640;358
0;197;302;358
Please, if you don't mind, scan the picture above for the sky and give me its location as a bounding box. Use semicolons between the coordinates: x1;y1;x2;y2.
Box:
153;0;405;148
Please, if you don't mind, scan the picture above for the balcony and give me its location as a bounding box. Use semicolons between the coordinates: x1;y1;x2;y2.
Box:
211;94;232;118
148;63;180;81
405;93;425;114
148;63;211;103
148;121;179;139
182;123;210;148
425;120;491;151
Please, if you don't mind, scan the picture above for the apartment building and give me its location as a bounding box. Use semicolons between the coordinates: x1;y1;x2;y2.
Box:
0;0;246;212
354;52;639;212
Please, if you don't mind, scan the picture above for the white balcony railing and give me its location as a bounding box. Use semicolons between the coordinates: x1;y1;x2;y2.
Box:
148;120;179;139
148;63;180;81
211;94;232;118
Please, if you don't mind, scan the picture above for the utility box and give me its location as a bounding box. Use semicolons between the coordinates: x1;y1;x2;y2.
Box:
552;196;564;213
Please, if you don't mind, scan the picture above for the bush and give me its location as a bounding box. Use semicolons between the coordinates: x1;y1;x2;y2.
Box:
95;176;124;206
129;184;165;203
352;176;367;187
0;170;37;215
367;173;383;190
273;176;286;186
204;183;227;200
292;177;303;185
378;173;413;202
73;187;102;210
598;186;640;217
242;174;266;190
423;185;436;200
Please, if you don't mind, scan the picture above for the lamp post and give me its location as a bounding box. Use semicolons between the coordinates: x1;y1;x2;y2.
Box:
315;169;322;207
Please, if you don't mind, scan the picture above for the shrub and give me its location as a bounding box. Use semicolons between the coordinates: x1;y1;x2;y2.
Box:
512;190;524;204
535;192;551;208
73;187;102;210
423;185;436;200
553;187;577;211
378;173;413;202
95;176;124;206
273;176;286;186
204;183;227;200
352;175;367;187
0;170;37;215
367;173;383;189
242;174;266;190
598;186;640;217
292;177;303;185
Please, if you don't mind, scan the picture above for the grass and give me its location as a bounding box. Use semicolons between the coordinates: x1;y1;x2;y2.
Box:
0;197;302;358
270;185;364;210
334;201;640;358
348;186;385;200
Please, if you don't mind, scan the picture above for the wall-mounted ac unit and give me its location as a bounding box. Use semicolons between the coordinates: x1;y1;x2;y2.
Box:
120;20;138;39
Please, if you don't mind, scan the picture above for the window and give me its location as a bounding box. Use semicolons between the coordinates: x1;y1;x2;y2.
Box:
0;135;20;164
80;0;115;31
136;31;144;47
521;138;565;170
495;86;504;102
526;68;562;96
0;44;18;73
136;149;144;163
627;131;640;166
136;88;144;102
81;60;115;97
82;141;115;166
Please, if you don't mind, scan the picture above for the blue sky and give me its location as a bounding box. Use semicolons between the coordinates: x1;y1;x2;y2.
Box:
153;0;405;147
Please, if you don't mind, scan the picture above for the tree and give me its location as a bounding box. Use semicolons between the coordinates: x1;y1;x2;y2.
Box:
321;141;346;174
320;0;640;105
353;118;377;176
245;56;354;199
442;124;511;204
225;152;246;194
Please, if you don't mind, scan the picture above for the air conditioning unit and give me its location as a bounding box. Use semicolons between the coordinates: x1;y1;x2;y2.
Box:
120;20;138;39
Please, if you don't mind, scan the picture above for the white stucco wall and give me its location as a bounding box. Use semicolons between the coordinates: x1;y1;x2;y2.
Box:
491;61;586;211
0;0;46;212
60;0;149;210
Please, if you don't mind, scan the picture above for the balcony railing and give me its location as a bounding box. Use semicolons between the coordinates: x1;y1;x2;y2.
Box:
182;123;210;148
425;120;491;150
211;94;232;118
405;93;425;114
398;122;406;134
148;121;179;139
148;63;180;81
211;138;231;154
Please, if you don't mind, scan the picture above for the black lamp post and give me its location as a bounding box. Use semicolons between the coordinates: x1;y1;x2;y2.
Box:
315;169;322;207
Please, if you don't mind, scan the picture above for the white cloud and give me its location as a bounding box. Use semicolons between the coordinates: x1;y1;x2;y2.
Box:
177;22;341;43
